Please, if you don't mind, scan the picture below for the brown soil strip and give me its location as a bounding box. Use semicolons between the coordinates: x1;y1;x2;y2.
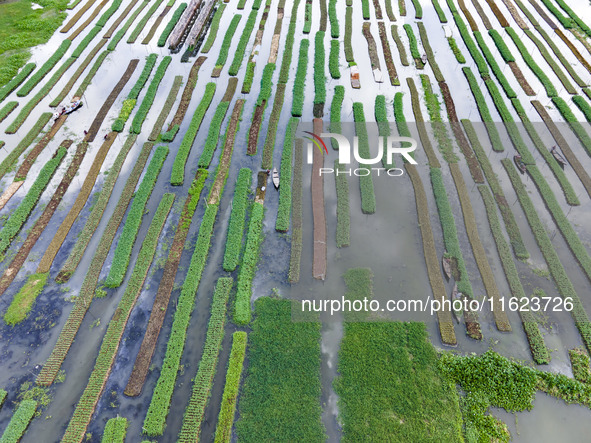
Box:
312;118;326;280
407;78;440;168
255;171;266;204
50;39;107;108
142;5;172;44
532;100;591;199
0;182;23;213
485;0;509;27
104;0;142;38
362;23;382;73
528;0;557;29
555;30;591;74
377;22;398;86
406;165;456;345
450;163;511;332
167;56;206;131
458;0;479;31
84;59;139;142
36;142;154;386
501;0;528;29
289;139;303;284
571;29;591;57
438;81;484;183
35;134;117;274
124;169;208;397
210;100;245;205
391;25;409;66
471;0;492;29
508;61;536;95
248;104;266;156
222;77;238;101
148;76;183;141
67;0;110;41
15;115;67;181
372;0;383;19
61;0;96;33
268;34;281;63
0;141;85;298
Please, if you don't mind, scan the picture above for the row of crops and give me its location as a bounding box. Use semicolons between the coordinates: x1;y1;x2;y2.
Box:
0;0;591;440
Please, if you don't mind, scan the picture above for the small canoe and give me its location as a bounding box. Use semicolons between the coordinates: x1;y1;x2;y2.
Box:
514;155;526;174
452;283;459;300
421;54;428;64
550;146;567;168
350;65;360;89
272;167;279;189
442;255;452;281
63;100;83;115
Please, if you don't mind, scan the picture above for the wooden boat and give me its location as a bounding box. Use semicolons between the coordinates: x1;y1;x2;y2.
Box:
272;167;279;189
452;283;459;300
350;65;360;89
421;54;428;64
550;146;567;169
442;255;452;281
514;155;526;174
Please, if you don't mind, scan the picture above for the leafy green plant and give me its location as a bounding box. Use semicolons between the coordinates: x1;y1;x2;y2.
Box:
104;146;169;287
292;39;309;116
344;7;354;63
362;0;370;18
538;0;573;29
0;63;35;103
234;202;265;325
335;161;350;247
101;417;128;443
214;332;247;443
572;95;591;122
72;25;101;58
215;15;242;71
0;400;37;442
129;54;158;99
278;0;302;83
488;29;515;62
569;348;591;384
198;101;230;168
328;0;339;37
0;101;17;123
374;95;391;168
329;39;341;79
170;82;216;185
329;85;344;149
552;96;591;157
4;273;48;325
158;3;188;47
447;37;465;63
432;0;447;22
127;0;165;43
473;31;516;98
451;12;488;75
403;24;421;59
304;1;312;33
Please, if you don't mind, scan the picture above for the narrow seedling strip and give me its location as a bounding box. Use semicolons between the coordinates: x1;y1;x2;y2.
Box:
0;400;37;442
344;7;354;64
375;95;391;168
112;54;157;133
199;78;238;167
104;146;169;287
214;331;247;443
124;170;208;397
55;136;137;283
313;32;326;116
35;142;155;386
304;0;312;33
128;0;167;43
248;63;276;155
289;140;303;283
16;40;71;97
234;201;265;325
130;56;172;134
50;41;107;107
275;119;297;232
352;103;376;214
103;0;144;38
551;96;591;158
159;3;188;47
447;37;466;63
0;113;52;182
101;417;128;443
461;120;528;259
478;185;549;363
417;22;443;81
67;0;110;41
329;85;345;149
403;24;424;69
335;161;351;248
260;82;286;168
228;8;260;76
224;168;252;271
532;101;591;199
391;25;409;66
0;63;35;104
177;277;233;442
0;102;17;123
200;3;225;51
362;23;383;81
72;50;110;98
502;159;591;352
170;82;216;185
148;76;183;141
143;100;244;436
60;195;174;443
107;1;151;50
473;31;516;98
569;348;591;383
162;56;206;142
407;78;440;167
0;147;67;259
0;141;85;318
235;298;325;442
291;39;309;117
141;1;174;44
329;40;341;80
